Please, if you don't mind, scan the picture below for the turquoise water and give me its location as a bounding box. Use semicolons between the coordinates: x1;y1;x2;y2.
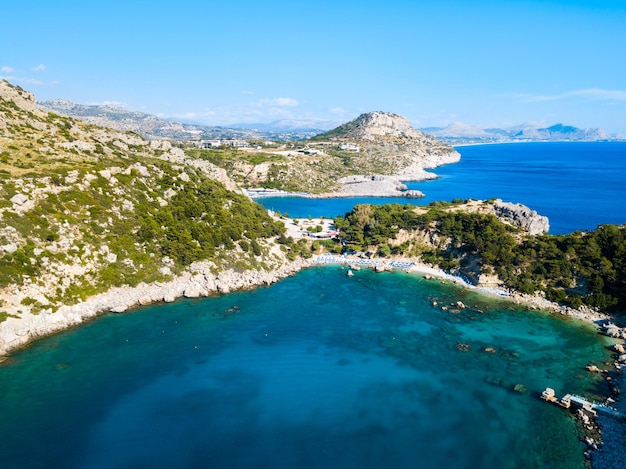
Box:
258;142;626;234
0;267;613;468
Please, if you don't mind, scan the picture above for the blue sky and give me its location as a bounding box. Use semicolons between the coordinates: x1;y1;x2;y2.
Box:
2;0;625;133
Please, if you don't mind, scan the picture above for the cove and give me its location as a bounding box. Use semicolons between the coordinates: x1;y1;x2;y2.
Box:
0;267;613;468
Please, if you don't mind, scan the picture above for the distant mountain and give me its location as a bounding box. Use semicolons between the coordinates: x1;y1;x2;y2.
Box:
426;122;493;139
38;98;620;145
420;121;618;144
512;123;608;141
37;100;320;141
230;119;340;132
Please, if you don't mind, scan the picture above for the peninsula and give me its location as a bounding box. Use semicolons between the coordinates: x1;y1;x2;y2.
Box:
185;111;459;197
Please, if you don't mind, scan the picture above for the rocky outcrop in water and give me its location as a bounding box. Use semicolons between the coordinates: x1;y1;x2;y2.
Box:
492;199;550;235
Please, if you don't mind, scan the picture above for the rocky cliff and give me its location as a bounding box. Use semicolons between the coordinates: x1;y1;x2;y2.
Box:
491;199;550;235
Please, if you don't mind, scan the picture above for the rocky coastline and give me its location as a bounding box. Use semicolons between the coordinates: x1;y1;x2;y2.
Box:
246;171;438;200
0;257;312;359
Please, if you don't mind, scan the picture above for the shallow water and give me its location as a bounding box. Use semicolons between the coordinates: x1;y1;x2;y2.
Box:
0;267;613;468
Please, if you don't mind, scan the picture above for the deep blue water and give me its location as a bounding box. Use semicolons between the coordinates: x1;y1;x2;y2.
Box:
0;268;613;468
258;142;626;234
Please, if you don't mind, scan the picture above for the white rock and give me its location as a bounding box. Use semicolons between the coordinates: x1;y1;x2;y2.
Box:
184;286;202;298
163;293;177;303
2;243;18;254
10;193;29;206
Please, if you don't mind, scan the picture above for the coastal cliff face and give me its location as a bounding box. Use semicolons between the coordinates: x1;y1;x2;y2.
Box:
491;199;550;235
0;80;308;356
442;198;550;235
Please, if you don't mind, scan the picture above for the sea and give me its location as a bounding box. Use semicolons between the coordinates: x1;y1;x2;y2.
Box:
0;142;624;468
257;142;626;234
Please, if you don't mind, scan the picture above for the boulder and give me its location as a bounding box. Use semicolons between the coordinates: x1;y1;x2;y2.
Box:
10;193;29;207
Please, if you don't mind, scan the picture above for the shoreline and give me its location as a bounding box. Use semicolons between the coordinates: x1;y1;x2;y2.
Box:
2;247;624;466
452;140;625;148
315;253;613;324
314;253;626;468
1;249;623;467
243;171;439;200
0;257;313;360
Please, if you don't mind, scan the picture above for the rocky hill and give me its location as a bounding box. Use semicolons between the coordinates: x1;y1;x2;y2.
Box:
0;80;310;356
334;200;626;314
312;111;459;173
38;99;255;141
185;111;459;196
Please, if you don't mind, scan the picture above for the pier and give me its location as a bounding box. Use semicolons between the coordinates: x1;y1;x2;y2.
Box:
541;387;625;420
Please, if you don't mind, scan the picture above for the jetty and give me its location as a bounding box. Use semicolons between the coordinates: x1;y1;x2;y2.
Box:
541;387;625;420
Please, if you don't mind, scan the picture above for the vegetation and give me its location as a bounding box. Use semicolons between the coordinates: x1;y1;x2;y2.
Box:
183;136;444;194
0;81;293;319
334;202;626;314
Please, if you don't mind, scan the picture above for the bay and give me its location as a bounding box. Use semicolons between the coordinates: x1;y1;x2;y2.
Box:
257;142;626;234
1;142;622;468
0;268;613;468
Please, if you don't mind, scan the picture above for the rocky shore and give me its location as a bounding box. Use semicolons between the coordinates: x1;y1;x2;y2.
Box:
331;254;626;469
246;171;437;200
0;257;311;358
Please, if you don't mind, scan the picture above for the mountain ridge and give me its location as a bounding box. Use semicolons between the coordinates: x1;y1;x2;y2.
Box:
38;100;330;141
422;121;618;144
39;97;622;144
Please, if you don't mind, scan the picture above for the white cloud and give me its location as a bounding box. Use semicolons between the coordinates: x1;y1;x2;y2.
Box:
32;64;46;72
173;112;199;120
516;88;626;103
170;108;217;122
259;97;299;107
1;66;14;74
329;107;346;115
162;96;302;126
240;90;255;95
